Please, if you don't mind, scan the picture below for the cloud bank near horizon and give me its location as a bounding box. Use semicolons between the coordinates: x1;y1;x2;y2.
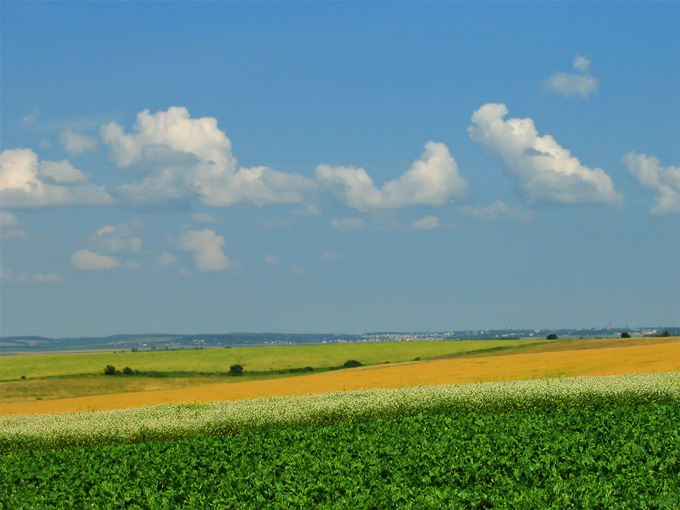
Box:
1;105;677;220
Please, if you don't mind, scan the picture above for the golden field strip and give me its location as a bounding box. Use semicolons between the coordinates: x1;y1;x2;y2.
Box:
2;337;677;415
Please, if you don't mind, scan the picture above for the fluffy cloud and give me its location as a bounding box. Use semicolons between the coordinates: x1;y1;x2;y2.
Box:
101;107;235;169
459;201;537;222
316;142;467;211
0;148;113;208
468;103;621;206
59;129;99;154
264;254;279;265
623;153;680;215
71;250;120;271
543;55;599;98
411;216;439;230
91;221;144;253
330;217;365;231
101;107;314;208
177;229;239;272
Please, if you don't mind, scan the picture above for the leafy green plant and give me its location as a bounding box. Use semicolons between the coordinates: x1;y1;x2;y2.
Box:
103;365;116;376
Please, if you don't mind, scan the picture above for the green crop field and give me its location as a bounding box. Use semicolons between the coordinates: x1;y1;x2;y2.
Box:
0;339;544;381
1;372;678;509
3;405;677;509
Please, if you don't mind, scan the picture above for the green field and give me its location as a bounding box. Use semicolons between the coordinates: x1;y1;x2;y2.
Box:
2;373;678;509
0;339;543;381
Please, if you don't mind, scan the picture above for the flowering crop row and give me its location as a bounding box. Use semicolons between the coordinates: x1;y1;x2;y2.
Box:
1;372;678;453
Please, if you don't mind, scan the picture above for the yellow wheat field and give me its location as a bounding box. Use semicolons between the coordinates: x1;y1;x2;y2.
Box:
2;340;678;415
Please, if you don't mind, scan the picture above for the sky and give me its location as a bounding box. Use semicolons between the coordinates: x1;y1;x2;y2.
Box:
1;2;678;338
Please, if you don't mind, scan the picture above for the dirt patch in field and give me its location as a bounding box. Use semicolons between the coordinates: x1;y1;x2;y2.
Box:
2;339;678;416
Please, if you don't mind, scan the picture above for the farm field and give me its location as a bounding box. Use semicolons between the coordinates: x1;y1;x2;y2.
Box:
2;373;679;508
0;338;549;405
0;338;544;405
0;339;542;381
2;337;678;415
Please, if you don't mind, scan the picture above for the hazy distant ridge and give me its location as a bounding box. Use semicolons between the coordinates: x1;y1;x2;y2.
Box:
2;327;678;353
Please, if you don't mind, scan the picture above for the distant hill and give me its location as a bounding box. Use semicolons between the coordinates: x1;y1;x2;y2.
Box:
1;327;677;354
0;332;358;352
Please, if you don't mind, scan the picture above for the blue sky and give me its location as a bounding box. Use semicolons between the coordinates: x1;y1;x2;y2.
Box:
1;2;678;337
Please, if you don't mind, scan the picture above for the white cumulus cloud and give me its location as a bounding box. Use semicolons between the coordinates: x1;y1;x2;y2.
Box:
459;201;537;223
411;216;439;230
101;107;314;208
264;254;279;265
316;141;467;211
623;152;680;215
177;229;239;272
0;148;113;208
468;103;621;206
71;250;120;271
59;129;99;154
543;55;599;98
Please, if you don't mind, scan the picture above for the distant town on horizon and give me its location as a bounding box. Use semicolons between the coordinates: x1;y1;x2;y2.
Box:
2;326;678;353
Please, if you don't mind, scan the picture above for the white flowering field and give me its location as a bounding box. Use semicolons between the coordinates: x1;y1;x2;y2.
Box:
2;371;678;453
